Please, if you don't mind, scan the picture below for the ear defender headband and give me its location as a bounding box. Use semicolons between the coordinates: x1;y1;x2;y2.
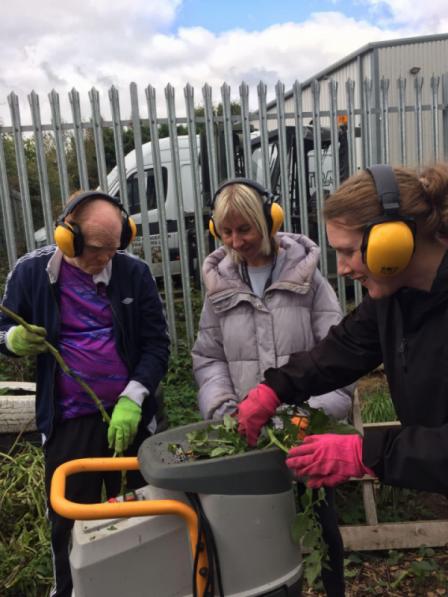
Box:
361;165;416;277
54;191;137;258
208;178;284;240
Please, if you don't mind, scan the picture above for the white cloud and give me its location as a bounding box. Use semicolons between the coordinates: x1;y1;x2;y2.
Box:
0;1;446;125
361;0;448;30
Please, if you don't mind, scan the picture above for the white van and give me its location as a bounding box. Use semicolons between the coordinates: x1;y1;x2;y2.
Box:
105;135;203;277
35;135;206;279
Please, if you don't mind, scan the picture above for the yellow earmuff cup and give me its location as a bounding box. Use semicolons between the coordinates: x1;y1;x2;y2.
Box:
270;202;284;236
128;217;137;243
209;217;218;239
54;223;77;258
365;221;415;277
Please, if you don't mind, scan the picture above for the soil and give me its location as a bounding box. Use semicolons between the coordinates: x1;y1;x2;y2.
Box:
303;548;448;596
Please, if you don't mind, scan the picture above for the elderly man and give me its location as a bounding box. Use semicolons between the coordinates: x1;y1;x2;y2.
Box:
0;190;170;597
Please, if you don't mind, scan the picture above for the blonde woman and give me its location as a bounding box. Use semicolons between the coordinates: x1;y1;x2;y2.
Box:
192;178;352;596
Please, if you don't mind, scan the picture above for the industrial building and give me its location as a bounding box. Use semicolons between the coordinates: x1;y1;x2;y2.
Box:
267;33;448;167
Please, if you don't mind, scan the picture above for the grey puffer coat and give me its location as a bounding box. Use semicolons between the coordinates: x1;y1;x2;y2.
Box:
192;232;353;420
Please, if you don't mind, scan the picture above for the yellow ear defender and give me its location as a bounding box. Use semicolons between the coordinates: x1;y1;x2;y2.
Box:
209;178;284;239
54;191;137;258
362;165;416;277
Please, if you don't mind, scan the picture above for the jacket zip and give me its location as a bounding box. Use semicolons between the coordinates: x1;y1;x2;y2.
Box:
108;286;132;369
47;280;61;441
398;337;408;372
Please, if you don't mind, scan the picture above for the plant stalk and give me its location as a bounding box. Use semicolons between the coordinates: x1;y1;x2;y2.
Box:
0;304;111;425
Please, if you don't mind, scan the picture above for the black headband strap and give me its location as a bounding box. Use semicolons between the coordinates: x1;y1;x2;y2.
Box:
366;165;400;216
58;191;126;223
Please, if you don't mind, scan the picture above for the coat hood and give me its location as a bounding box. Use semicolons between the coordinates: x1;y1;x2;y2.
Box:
202;232;321;298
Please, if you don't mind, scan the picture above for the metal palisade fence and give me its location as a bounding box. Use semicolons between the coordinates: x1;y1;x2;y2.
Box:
1;77;448;352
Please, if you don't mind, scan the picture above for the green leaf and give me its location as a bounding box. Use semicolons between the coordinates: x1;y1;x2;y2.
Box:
302;527;322;550
210;446;234;458
291;513;310;543
303;549;323;587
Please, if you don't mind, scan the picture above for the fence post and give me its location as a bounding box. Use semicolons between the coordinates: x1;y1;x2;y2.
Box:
49;89;70;203
184;83;206;297
397;78;407;166
239;82;253;180
165;84;195;349
108;86;129;209
256;81;271;191
0;131;17;267
442;74;448;161
430;76;440;163
220;83;235;180
7;92;35;252
414;75;424;166
292;81;309;238
89;88;108;192
29;90;54;245
275;81;292;232
69;88;89;190
146;85;178;352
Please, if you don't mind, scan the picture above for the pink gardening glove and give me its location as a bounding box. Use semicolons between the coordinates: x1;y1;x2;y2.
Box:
237;384;281;446
286;433;375;488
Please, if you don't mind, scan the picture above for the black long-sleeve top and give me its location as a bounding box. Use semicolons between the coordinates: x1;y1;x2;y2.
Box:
264;252;448;494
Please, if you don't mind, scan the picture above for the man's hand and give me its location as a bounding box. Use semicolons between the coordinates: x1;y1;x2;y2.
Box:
108;396;142;453
7;324;48;356
237;384;280;446
286;433;375;488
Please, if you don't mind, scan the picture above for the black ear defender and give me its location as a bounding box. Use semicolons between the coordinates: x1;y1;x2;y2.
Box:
362;165;416;276
208;178;284;239
54;191;137;258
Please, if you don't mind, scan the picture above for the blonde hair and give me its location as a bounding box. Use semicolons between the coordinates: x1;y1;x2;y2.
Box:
212;183;274;260
324;163;448;237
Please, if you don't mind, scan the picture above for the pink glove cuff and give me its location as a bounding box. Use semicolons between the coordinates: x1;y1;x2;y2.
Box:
258;384;281;411
351;434;375;477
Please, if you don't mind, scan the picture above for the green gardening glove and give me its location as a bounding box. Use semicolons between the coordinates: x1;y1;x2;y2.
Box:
108;396;142;453
8;324;48;356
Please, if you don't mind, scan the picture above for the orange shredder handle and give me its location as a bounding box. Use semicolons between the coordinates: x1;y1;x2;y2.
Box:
50;457;208;595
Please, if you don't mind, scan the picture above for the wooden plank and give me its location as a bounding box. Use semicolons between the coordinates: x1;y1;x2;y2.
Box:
352;389;379;525
340;520;448;551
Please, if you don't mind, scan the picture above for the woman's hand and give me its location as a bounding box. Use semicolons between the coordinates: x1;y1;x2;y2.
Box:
286;433;375;488
237;384;280;446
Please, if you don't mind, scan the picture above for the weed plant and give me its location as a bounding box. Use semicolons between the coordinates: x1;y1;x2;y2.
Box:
0;441;52;596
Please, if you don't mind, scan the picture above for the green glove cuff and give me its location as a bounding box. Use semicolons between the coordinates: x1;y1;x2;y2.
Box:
107;396;142;454
7;324;48;356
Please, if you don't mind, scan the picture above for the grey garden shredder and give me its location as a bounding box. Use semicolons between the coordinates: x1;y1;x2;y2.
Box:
51;421;303;596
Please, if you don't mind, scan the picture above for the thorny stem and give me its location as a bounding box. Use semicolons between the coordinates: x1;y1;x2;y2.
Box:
0;304;128;492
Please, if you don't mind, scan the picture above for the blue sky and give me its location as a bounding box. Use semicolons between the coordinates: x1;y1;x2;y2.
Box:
0;0;446;123
175;0;384;33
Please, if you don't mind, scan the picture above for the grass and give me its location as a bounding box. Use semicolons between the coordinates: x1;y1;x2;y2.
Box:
358;372;397;423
